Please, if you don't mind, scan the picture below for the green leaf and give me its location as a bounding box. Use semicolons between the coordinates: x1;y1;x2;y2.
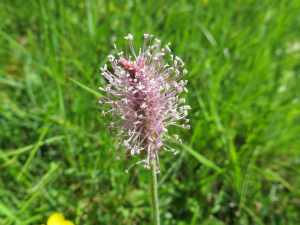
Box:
181;144;221;171
68;77;102;98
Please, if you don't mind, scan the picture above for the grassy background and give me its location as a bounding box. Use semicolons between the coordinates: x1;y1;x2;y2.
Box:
1;0;300;224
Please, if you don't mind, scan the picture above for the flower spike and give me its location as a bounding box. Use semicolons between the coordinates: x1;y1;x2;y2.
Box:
99;34;191;173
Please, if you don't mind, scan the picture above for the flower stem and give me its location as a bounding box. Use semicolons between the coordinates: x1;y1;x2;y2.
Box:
150;157;160;225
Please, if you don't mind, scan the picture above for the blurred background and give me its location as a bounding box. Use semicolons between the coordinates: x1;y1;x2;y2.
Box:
1;0;300;224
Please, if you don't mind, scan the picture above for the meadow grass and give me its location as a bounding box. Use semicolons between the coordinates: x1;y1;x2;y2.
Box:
0;0;300;224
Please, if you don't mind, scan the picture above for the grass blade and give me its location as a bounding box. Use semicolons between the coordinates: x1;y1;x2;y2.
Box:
68;77;102;97
17;125;50;180
181;143;221;171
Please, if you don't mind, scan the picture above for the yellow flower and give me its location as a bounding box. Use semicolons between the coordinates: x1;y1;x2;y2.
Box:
47;213;75;225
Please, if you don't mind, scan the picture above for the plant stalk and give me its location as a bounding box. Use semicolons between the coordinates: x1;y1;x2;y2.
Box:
150;157;160;225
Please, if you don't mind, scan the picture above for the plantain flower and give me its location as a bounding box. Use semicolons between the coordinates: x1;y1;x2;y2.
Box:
99;34;191;173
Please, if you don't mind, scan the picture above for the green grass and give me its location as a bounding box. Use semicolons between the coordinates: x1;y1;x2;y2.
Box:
1;0;300;224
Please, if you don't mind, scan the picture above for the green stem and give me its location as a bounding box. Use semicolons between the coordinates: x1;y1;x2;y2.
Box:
150;157;160;225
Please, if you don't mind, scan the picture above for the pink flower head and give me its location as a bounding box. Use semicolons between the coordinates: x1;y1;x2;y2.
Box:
99;34;191;173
